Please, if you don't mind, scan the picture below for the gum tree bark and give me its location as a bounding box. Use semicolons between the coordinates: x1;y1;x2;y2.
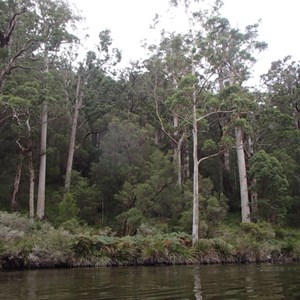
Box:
26;114;35;219
37;48;48;219
65;75;83;191
192;84;199;244
235;125;251;222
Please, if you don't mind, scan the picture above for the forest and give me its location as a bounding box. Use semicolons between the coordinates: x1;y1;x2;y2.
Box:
0;0;300;268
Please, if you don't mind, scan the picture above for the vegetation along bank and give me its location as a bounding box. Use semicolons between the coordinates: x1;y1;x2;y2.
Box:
1;0;300;271
1;212;300;270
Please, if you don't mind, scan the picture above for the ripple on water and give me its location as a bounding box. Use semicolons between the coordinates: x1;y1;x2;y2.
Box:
0;264;300;299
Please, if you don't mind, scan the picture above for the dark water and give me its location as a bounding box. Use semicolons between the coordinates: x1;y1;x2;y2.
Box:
1;263;300;299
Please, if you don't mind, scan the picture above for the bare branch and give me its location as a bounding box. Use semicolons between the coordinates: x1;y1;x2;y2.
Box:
11;65;43;73
196;109;235;122
198;150;222;165
153;75;178;145
16;137;27;152
0;113;13;124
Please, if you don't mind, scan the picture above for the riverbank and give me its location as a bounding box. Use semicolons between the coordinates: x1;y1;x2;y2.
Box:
1;212;300;270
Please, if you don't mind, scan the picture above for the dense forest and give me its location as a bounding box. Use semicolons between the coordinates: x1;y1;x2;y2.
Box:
0;0;300;261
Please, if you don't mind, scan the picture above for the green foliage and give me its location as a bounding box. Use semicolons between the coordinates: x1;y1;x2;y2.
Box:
113;149;184;233
134;150;181;218
233;118;253;134
140;232;195;264
205;194;228;231
69;172;101;225
240;222;275;241
202;139;217;153
117;208;144;236
71;234;116;257
212;238;235;260
0;0;299;258
58;218;88;234
179;209;193;233
193;238;234;263
1;212;300;269
58;193;79;223
250;150;289;223
0;211;34;234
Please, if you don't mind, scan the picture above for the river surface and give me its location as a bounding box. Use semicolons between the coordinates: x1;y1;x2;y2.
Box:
1;263;300;299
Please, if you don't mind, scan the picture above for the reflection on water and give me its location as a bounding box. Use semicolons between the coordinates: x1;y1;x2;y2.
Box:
193;273;203;300
0;263;300;299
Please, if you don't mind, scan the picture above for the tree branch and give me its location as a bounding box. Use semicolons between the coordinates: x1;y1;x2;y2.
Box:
196;109;235;122
198;150;222;165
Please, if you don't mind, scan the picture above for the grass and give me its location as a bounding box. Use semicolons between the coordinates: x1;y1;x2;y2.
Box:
1;211;300;270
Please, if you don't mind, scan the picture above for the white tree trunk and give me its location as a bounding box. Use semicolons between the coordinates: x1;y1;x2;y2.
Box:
37;99;47;219
224;148;230;172
173;113;181;187
184;146;190;179
37;48;48;220
65;75;82;191
28;148;35;219
25;114;35;219
175;142;182;187
192;90;199;245
235;126;251;223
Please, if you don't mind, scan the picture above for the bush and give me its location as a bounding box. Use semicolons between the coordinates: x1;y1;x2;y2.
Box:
240;222;275;241
0;211;34;233
212;238;235;261
58;193;79;223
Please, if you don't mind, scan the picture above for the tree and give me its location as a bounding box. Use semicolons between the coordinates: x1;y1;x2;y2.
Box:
34;0;79;219
260;57;300;224
0;68;39;216
0;0;34;87
250;150;289;223
64;73;83;191
201;15;266;223
64;30;121;191
261;56;300;130
146;33;192;187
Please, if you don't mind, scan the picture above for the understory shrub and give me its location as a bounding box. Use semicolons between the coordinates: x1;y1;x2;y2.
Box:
1;212;300;269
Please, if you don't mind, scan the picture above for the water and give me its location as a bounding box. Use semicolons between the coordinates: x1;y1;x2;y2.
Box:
1;263;300;299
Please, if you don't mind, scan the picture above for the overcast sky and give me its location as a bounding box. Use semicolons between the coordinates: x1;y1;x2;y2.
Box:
70;0;300;84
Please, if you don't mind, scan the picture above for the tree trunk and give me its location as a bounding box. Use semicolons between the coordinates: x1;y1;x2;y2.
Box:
37;99;47;219
235;126;251;223
293;107;299;130
173;113;185;187
247;135;257;222
28;148;35;219
224;148;230;172
11;151;24;211
192;88;199;245
251;177;258;222
25;113;35;219
65;75;83;191
175;142;182;187
183;145;190;180
37;48;49;220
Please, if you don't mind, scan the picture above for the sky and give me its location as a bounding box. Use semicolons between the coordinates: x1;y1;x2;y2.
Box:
70;0;300;85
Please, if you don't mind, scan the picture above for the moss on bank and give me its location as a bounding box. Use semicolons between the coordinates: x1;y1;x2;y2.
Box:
1;212;300;270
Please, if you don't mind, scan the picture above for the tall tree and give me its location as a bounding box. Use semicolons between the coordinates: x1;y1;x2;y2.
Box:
64;30;121;191
145;33;191;187
166;0;267;240
0;0;33;87
261;56;300;130
34;0;79;219
201;14;267;223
